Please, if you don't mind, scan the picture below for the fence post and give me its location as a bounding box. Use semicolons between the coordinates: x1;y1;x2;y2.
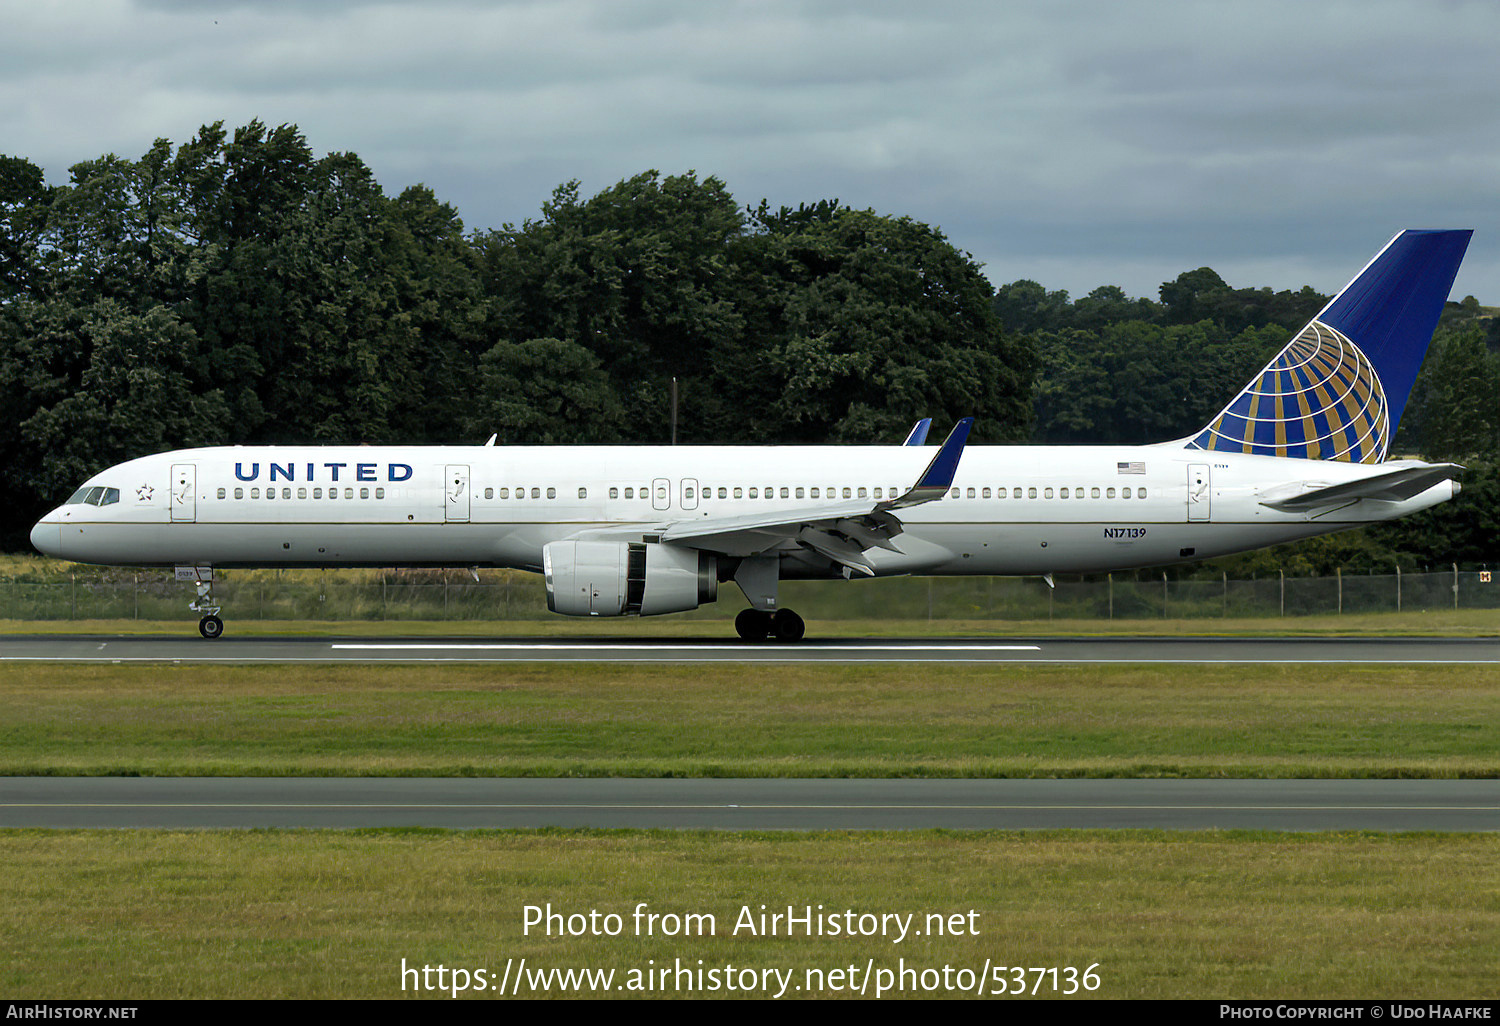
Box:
1162;572;1168;618
1453;562;1459;610
1279;569;1284;617
1222;571;1227;618
1396;564;1401;613
134;573;139;620
927;579;933;622
1337;567;1342;615
1108;573;1113;620
71;572;76;620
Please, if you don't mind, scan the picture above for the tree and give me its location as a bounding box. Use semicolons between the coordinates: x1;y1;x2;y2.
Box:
463;338;624;443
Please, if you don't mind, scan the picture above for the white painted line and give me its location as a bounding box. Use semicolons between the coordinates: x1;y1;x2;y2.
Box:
328;643;1044;651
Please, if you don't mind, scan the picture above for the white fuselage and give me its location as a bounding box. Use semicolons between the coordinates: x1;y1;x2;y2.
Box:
29;443;1458;579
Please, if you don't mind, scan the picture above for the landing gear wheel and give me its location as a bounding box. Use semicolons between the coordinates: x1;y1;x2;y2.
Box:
735;608;772;642
771;609;805;643
198;615;224;639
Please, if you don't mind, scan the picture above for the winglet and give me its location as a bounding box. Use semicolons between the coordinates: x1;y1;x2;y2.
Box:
902;418;932;446
889;418;972;507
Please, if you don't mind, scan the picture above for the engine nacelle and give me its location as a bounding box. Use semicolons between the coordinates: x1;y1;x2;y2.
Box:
543;540;716;616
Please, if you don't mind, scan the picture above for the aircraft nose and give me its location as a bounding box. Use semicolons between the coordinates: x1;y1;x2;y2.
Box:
30;517;60;557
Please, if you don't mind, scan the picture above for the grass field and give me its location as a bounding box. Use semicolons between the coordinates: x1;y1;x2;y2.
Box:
1;829;1494;999
2;662;1496;778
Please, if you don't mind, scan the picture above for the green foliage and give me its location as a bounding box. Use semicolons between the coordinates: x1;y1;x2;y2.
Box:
1;120;1493;575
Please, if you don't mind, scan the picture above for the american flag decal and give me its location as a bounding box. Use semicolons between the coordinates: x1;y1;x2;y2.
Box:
1117;462;1145;475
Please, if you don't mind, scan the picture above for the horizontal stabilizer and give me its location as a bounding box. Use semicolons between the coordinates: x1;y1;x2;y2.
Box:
1259;462;1462;512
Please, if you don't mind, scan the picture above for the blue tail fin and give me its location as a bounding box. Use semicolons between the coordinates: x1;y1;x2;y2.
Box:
1187;229;1471;463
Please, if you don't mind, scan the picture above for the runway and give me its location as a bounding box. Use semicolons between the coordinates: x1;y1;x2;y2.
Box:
3;778;1495;830
1;634;1496;663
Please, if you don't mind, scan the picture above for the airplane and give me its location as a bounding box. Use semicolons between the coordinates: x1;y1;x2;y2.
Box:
30;229;1472;641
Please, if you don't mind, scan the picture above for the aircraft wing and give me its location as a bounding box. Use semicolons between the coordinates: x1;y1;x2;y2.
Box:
1259;461;1463;512
574;419;973;574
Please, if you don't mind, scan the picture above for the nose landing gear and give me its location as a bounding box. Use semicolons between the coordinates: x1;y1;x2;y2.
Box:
185;569;224;639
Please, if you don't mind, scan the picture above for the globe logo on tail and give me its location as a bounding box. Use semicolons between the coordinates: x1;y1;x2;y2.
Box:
1190;320;1389;464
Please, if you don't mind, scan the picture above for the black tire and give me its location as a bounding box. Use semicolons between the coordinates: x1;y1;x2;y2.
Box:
771;609;805;643
735;608;771;642
198;615;224;639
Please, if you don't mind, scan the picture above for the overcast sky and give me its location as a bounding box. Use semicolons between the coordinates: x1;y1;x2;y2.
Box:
3;0;1496;302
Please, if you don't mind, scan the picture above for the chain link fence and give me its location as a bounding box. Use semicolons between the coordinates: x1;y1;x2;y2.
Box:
2;566;1497;622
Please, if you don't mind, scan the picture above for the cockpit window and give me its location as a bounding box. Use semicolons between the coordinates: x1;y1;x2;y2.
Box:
66;486;119;506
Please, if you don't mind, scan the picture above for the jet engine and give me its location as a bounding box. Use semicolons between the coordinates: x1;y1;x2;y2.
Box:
543;540;717;616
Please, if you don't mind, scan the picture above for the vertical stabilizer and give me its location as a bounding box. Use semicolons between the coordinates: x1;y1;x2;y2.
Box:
1187;229;1471;462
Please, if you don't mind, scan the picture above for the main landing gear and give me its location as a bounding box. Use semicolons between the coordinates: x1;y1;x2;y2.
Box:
735;608;805;643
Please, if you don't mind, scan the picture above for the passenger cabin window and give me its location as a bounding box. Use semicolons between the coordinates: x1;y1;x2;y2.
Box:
1139;488;1148;499
298;487;307;499
610;487;619;499
625;487;633;499
718;487;727;499
734;487;743;499
1107;487;1116;498
532;487;542;499
1122;487;1132;499
235;488;244;499
360;488;369;499
484;487;493;500
578;487;587;499
547;487;556;499
1060;488;1069;499
217;488;226;499
376;488;385;499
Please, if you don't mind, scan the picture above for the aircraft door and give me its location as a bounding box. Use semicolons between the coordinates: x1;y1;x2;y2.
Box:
1187;463;1211;521
446;464;471;522
681;478;699;511
171;464;196;522
652;477;671;512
